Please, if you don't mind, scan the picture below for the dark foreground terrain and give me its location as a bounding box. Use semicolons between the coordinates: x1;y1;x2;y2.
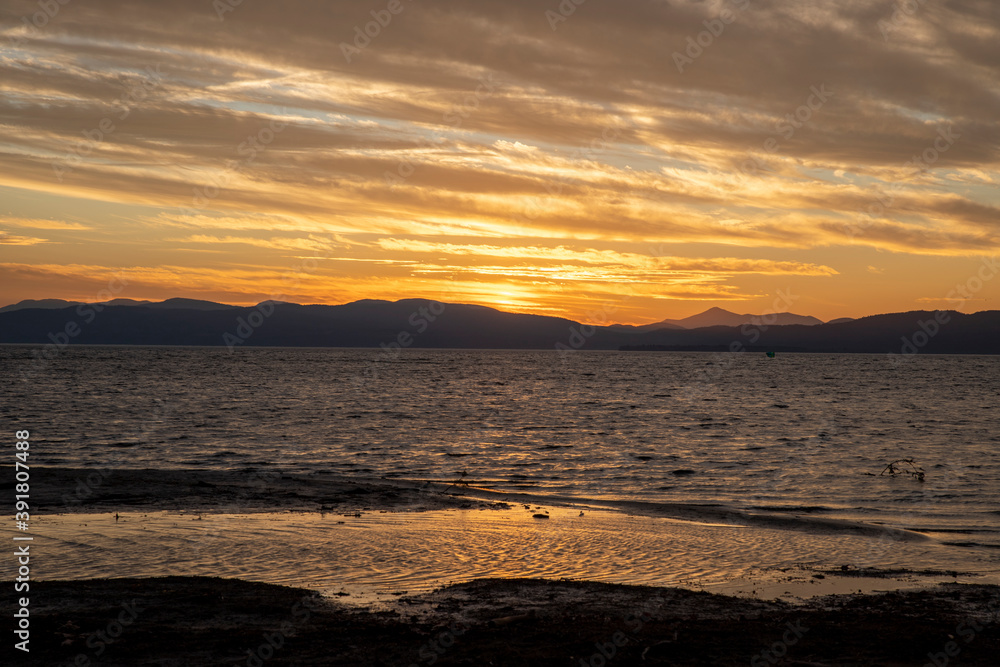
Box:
5;576;998;666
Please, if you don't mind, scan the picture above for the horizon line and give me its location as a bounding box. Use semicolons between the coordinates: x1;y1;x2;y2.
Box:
2;295;992;327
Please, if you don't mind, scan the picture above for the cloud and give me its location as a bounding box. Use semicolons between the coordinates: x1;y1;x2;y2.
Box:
0;232;49;245
1;217;91;230
1;0;998;320
171;235;336;253
374;238;838;275
0;0;995;252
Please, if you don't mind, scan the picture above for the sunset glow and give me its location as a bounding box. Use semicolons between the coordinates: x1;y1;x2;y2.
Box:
2;0;998;322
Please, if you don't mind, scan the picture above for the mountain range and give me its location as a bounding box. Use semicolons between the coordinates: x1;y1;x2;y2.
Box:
0;297;235;313
0;297;996;354
0;299;837;327
608;306;828;331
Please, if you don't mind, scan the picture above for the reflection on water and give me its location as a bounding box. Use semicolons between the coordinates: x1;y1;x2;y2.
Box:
3;347;999;597
17;508;1000;600
3;347;999;544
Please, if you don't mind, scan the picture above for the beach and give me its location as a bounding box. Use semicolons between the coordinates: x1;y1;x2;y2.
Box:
4;348;999;664
6;0;1000;659
16;465;998;596
6;464;1000;665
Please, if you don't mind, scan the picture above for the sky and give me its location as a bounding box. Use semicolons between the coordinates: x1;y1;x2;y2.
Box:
1;0;998;324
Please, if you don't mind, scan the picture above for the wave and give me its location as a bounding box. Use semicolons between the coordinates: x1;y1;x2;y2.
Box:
451;484;933;543
941;541;1000;550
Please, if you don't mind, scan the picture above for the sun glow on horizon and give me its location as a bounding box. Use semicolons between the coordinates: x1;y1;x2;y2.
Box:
1;1;998;321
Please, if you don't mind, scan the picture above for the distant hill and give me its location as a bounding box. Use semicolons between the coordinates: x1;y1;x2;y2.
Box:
144;298;238;311
612;308;823;332
612;307;822;331
619;310;1000;355
0;298;85;313
0;298;997;354
0;297;233;313
666;307;822;329
0;298;584;349
607;320;685;332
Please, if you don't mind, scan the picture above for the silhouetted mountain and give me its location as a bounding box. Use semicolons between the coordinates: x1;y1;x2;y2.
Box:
144;298;238;311
0;297;234;314
664;307;823;329
0;298;84;313
825;317;855;325
0;299;997;354
98;299;156;307
606;320;684;332
619;310;1000;355
611;307;822;331
0;298;584;349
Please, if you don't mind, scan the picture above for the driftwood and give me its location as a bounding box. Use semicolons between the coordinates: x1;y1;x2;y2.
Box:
878;458;925;481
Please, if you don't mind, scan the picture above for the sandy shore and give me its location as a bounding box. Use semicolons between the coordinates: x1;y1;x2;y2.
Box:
20;466;937;545
14;465;999;664
4;576;998;666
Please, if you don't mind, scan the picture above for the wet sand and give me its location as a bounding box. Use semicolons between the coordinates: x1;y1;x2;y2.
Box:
4;576;998;666
14;466;1000;663
21;466;937;543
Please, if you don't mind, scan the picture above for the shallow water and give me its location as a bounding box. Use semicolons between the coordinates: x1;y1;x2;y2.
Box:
4;346;999;544
12;507;999;603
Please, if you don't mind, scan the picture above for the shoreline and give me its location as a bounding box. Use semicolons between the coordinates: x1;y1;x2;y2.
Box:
23;507;996;605
21;466;938;544
4;575;998;666
19;465;999;612
18;466;515;515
